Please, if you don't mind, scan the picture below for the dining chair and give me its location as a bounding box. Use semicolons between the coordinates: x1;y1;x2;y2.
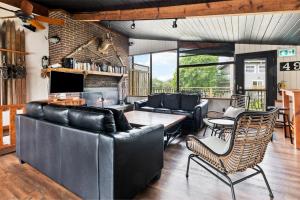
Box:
186;107;278;200
203;94;250;136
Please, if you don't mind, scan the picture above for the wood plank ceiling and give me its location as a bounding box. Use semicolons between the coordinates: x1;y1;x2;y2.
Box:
101;13;300;45
21;0;300;45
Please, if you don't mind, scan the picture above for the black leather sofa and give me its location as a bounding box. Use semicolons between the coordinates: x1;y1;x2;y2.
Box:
16;102;164;199
134;93;208;131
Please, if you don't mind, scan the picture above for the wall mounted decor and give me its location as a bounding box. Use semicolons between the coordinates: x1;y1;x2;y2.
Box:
0;20;27;105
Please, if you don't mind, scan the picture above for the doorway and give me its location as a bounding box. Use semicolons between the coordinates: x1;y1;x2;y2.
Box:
235;51;277;111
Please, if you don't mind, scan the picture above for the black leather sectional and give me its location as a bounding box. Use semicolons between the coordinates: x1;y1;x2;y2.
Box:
16;102;164;199
134;93;208;131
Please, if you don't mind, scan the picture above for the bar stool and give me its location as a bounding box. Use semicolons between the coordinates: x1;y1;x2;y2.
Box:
276;107;293;144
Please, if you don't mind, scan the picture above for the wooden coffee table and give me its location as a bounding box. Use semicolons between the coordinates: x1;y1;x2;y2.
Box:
125;111;187;148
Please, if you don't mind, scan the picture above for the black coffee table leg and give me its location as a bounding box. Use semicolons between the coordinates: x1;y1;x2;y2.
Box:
164;123;182;149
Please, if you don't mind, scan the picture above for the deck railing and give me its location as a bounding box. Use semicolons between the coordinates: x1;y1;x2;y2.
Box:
152;87;232;98
152;87;267;111
0;104;25;156
245;89;266;111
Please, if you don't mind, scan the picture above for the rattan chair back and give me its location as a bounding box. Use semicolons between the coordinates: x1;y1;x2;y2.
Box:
222;108;278;173
230;94;250;110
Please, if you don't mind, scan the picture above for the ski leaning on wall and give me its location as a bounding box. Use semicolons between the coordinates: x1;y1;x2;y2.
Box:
0;20;26;105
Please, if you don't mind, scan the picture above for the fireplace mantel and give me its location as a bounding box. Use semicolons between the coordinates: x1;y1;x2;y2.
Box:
41;68;128;79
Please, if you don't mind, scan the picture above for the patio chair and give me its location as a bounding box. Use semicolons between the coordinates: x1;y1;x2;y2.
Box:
203;94;250;136
186;107;278;200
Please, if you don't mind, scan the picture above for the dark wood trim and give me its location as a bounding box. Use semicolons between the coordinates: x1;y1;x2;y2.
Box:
150;53;153;94
176;48;179;92
72;0;300;21
235;50;277;107
130;48;177;57
1;0;48;16
179;61;235;68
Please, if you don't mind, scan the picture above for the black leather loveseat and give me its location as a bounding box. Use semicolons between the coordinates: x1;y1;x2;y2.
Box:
134;93;208;131
16;102;164;199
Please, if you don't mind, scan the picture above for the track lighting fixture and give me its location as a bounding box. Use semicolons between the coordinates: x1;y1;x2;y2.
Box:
131;20;135;29
172;19;178;28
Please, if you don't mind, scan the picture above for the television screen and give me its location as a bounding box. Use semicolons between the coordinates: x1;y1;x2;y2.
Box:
50;71;84;93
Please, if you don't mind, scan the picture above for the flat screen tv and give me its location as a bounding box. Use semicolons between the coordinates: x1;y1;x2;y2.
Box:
50;71;84;93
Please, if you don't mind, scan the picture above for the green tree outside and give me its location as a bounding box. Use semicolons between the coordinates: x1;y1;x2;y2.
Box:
152;55;230;95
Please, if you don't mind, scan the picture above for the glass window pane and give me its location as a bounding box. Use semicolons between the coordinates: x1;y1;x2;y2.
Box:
152;51;177;93
134;54;150;66
244;59;266;90
179;55;233;98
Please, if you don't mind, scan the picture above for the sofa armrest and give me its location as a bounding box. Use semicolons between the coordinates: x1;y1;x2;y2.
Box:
193;99;209;130
134;99;148;110
110;124;164;199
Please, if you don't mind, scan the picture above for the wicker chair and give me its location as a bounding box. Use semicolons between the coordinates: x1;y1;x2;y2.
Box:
203;94;250;136
186;108;278;200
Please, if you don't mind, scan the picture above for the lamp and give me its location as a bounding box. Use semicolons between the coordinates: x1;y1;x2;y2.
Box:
96;92;105;108
49;36;61;44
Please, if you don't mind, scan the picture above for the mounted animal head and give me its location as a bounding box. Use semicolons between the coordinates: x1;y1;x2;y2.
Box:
97;33;113;55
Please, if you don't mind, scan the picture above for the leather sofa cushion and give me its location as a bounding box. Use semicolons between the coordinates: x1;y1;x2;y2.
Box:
147;94;162;108
140;106;155;112
69;107;116;133
43;105;69;125
26;101;48;118
106;108;132;132
163;93;180;110
154;108;172;114
181;94;200;111
172;110;194;119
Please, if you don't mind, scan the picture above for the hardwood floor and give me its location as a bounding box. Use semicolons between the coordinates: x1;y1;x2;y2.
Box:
0;128;299;200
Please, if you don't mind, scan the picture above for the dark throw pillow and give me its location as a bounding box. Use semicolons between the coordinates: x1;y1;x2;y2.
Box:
106;108;132;132
147;94;162;108
163;93;180;110
181;94;200;111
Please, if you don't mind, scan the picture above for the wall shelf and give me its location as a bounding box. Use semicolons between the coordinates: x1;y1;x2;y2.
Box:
41;67;127;78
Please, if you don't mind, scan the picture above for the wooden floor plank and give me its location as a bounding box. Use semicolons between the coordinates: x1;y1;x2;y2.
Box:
0;128;299;200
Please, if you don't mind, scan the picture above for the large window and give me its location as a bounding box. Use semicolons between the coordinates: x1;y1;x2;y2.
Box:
179;55;233;98
130;54;151;96
152;51;177;93
130;48;234;98
133;54;150;66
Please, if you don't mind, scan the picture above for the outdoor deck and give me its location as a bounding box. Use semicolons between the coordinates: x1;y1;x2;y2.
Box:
0;128;299;200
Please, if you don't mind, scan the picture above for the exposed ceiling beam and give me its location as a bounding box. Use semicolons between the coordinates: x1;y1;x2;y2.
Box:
72;0;300;21
0;0;48;16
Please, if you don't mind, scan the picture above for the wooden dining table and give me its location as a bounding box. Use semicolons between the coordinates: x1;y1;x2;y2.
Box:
282;89;300;149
